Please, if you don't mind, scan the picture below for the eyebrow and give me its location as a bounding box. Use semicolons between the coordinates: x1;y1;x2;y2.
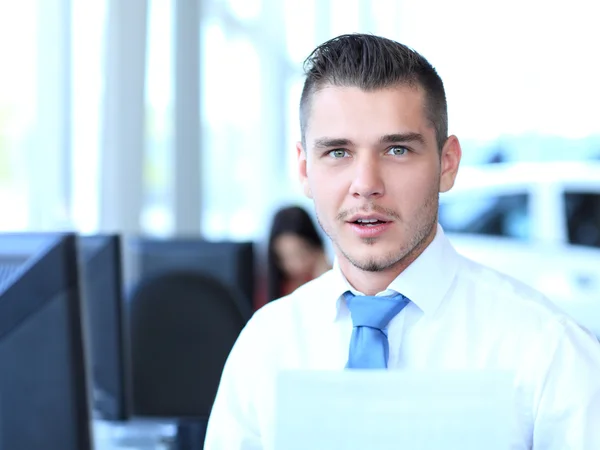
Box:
313;137;354;149
379;132;426;146
312;132;426;150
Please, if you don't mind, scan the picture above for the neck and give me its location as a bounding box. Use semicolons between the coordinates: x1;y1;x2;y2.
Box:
338;227;436;296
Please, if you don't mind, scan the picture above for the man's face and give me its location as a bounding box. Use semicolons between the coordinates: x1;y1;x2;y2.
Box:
297;84;460;274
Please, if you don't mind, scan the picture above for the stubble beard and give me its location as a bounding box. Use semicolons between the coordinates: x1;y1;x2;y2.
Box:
316;192;440;273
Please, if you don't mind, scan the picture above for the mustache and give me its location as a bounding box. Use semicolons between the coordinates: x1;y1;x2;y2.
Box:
336;204;401;222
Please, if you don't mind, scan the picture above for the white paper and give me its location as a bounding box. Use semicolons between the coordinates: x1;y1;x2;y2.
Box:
274;370;514;450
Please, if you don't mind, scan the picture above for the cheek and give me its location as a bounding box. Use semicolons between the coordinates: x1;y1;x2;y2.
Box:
309;167;347;206
387;165;440;210
407;172;438;197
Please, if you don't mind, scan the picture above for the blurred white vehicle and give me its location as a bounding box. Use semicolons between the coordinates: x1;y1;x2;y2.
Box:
439;161;600;337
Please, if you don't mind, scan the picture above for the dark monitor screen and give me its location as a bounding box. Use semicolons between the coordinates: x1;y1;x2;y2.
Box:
127;238;254;313
0;233;92;450
78;234;130;422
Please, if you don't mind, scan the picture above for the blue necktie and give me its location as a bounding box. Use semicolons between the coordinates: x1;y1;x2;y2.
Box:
344;291;409;369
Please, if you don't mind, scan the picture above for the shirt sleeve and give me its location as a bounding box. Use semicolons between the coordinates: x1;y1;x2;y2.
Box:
204;312;266;450
532;319;600;449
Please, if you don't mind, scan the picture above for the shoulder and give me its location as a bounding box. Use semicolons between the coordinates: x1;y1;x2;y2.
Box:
450;254;600;386
453;253;585;334
457;254;549;301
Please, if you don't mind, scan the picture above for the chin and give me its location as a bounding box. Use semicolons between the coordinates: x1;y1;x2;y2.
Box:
352;257;400;273
343;246;407;273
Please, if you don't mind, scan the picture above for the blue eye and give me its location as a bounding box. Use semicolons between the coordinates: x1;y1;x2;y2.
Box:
388;146;408;156
328;149;348;158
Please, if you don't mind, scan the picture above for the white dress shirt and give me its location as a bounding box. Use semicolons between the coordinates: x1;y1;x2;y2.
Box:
204;225;600;450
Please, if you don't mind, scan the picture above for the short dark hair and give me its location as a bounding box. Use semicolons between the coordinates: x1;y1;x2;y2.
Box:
300;33;448;151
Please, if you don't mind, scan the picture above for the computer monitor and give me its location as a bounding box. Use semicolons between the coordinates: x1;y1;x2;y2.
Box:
0;233;92;450
78;234;130;422
126;238;255;313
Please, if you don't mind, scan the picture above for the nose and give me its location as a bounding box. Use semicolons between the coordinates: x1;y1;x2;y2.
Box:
349;155;385;199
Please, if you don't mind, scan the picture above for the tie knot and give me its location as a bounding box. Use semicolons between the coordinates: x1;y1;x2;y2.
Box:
344;291;409;330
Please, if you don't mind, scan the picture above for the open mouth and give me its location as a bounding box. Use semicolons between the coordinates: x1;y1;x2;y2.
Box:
351;219;389;227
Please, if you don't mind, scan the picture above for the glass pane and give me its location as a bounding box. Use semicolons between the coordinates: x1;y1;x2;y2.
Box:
0;1;37;230
565;192;600;248
284;0;316;64
200;25;263;240
395;0;600;142
285;76;304;197
71;0;107;233
142;0;174;236
330;0;359;37
439;193;531;240
370;0;400;39
227;38;262;130
226;0;262;21
201;22;228;129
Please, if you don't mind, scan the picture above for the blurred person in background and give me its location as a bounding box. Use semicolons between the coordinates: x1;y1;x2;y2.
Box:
206;33;600;449
266;205;331;302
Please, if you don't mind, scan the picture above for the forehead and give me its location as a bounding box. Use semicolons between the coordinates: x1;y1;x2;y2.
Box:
305;84;433;145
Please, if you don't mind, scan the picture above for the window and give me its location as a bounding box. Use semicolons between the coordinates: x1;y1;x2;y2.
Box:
200;24;266;240
142;0;174;236
439;193;531;239
0;0;82;231
0;1;38;230
564;192;600;248
71;0;107;233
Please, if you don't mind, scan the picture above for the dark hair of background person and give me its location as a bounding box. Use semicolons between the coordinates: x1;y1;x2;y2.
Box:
299;33;448;152
267;206;325;302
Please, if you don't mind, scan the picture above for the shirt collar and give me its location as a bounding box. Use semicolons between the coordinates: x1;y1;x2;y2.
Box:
327;224;460;321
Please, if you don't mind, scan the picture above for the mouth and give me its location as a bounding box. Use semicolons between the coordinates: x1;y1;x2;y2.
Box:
346;213;393;227
349;218;390;227
346;215;393;239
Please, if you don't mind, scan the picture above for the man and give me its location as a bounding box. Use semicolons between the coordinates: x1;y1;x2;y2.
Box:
205;34;600;449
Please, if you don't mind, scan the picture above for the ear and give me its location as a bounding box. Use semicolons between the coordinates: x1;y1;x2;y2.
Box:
439;135;462;193
297;141;312;198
